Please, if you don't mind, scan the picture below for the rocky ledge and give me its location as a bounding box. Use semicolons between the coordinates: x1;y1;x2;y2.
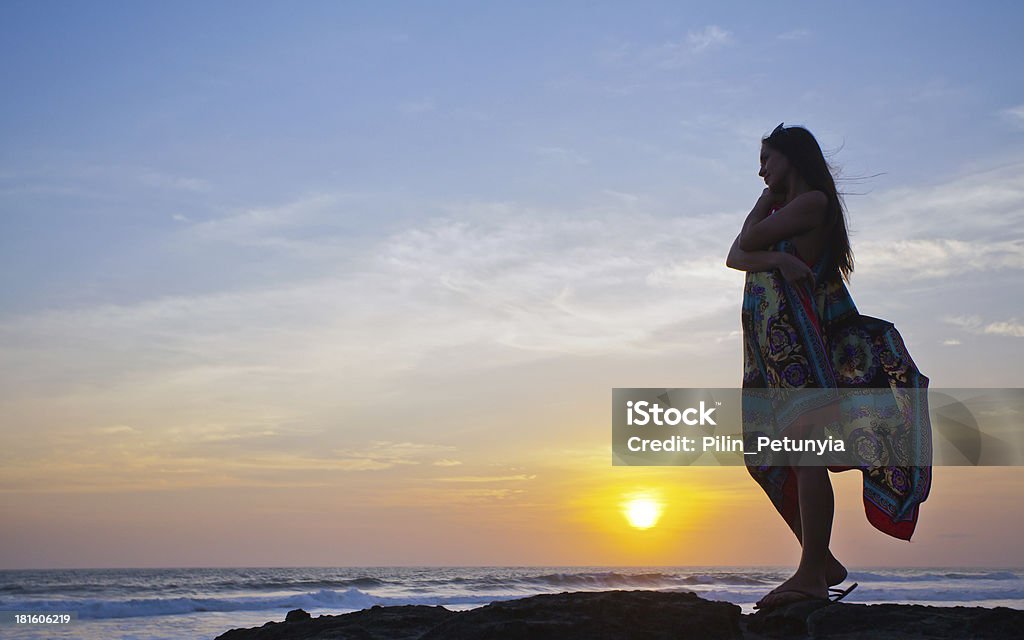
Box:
214;590;1024;640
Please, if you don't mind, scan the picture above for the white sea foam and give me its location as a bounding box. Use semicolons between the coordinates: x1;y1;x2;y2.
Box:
0;587;519;619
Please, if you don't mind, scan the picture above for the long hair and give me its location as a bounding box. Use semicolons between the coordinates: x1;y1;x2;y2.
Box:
762;124;854;283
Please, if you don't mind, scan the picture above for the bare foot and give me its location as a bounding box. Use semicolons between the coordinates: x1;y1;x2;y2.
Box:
825;556;848;587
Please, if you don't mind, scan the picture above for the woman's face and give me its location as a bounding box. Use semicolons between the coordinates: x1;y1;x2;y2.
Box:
759;143;791;194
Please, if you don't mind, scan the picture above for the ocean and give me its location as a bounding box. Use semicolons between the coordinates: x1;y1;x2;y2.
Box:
1;566;1022;639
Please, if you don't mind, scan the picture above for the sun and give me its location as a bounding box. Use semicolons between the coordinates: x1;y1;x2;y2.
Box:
623;495;663;529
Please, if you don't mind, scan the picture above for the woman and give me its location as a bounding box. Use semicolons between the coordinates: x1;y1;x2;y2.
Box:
726;123;932;610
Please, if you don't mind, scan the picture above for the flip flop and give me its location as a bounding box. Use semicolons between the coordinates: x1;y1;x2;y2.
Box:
828;582;858;603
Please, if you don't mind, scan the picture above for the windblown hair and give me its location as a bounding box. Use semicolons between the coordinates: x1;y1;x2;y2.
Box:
762;124;854;283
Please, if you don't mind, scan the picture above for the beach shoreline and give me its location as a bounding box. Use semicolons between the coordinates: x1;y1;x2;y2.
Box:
213;589;1024;640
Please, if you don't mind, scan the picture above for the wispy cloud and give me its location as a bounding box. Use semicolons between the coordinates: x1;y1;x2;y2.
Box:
532;145;590;165
984;320;1024;337
1000;104;1024;129
137;169;211;193
856;238;1024;280
601;25;734;71
399;97;436;115
0;434;459;493
5;154;1022;491
0;192;748;489
852;161;1024;280
943;315;1024;338
436;474;537;483
0;164;211;201
186;192;346;246
777;29;810;41
433;459;462;467
687;25;733;52
945;315;983;330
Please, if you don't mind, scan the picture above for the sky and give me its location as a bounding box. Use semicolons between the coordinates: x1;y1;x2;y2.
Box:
1;1;1023;570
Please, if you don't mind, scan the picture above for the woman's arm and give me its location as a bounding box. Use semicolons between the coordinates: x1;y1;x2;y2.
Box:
726;234;782;271
726;190;784;271
727;234;816;288
739;189;777;239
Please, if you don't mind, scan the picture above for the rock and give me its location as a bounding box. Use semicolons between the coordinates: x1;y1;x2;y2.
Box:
746;596;834;637
214;590;1024;640
214;604;455;640
745;598;1024;639
284;609;311;622
418;590;741;640
807;603;1024;639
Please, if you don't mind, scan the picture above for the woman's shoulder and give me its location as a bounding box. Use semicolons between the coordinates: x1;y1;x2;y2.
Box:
772;190;827;211
793;190;828;209
771;191;829;228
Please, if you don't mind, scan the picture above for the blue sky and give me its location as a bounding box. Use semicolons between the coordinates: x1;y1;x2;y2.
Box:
1;2;1023;568
2;2;1023;312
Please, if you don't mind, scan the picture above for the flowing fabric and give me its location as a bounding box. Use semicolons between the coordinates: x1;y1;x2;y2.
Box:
741;220;932;541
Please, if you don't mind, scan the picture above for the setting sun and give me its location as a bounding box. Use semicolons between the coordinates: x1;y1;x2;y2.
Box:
623;495;664;529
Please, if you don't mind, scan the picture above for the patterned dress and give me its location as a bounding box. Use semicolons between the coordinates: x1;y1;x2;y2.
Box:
741;213;932;541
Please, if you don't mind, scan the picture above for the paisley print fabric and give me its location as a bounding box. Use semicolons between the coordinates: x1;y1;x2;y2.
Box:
741;226;932;541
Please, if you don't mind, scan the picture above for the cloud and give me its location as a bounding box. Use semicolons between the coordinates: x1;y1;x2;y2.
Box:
777;29;810;41
944;315;982;329
399;98;436;115
532;146;590;165
601;190;643;206
138;169;211;193
0;435;459;493
436;474;537;483
855;238;1024;280
186;192;345;246
6;155;1021;490
605;25;734;71
942;315;1024;338
0;165;211;201
984;320;1024;338
0;193;745;471
433;459;462;467
686;25;733;52
851;161;1024;280
6;158;1022;412
95;425;137;435
1000;104;1024;129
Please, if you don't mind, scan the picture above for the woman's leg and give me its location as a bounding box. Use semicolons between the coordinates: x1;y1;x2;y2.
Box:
794;464;834;577
756;464;837;607
776;473;847;586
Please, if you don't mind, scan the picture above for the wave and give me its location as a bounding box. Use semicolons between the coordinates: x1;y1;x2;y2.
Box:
0;576;388;596
7;583;1024;621
2;568;1021;620
442;572;770;589
0;587;518;620
678;573;771;586
506;572;683;588
850;571;1019;582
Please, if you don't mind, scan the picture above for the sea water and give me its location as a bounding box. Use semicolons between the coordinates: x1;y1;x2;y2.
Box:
1;566;1022;639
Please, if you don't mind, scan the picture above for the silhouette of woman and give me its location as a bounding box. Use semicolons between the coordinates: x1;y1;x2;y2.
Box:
726;123;932;610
